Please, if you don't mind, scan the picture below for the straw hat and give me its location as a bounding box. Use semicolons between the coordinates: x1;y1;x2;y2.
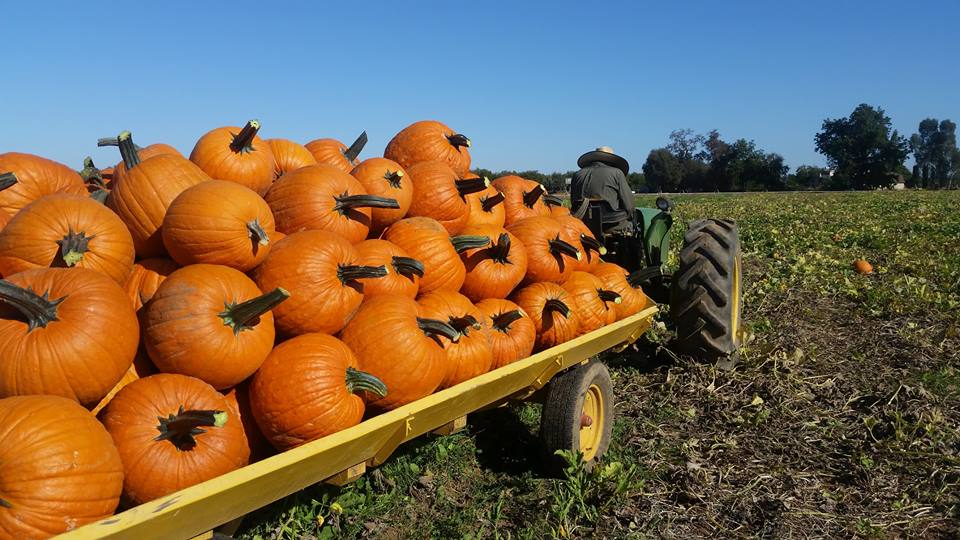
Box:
577;146;629;175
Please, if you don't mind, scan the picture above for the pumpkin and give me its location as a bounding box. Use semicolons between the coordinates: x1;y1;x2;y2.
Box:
339;295;459;411
555;214;606;271
544;193;571;217
354;239;423;299
382;217;490;294
405;161;489;235
267;138;318;178
417;290;494;389
189;120;277;195
162;180;276;271
0;395;123;539
144;264;288;390
305;131;367;173
561;271;620;335
510;282;580;350
265;164;399;244
250;333;386;451
98;136;183;185
350;157;412;233
853;259;873;274
0;268;138;405
101;373;249;505
591;262;651;320
464;184;506;229
458;226;528;302
254;230;386;336
123;257;179;311
384;121;471;176
0;211;8;233
476;298;536;369
0;152;86;221
0;193;135;284
223;381;274;462
491;175;550;226
506;216;582;284
90;350;157;416
106;131;210;257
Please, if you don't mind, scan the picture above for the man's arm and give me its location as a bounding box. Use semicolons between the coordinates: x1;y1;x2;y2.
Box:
616;171;635;218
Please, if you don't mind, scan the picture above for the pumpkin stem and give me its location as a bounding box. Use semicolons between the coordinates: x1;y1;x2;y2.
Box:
345;366;387;398
338;264;388;283
117;131;141;170
544;298;571;318
333;194;401;215
79;157;102;183
392;256;425;279
0;280;64;331
492;309;525;332
580;234;607;257
447;134;471;149
417;317;461;342
247;219;270;246
343;131;368;163
543;194;564;207
0;172;18;192
522;184;545;208
625;270;647;289
597;289;622;306
449;314;482;336
450;235;491;253
384;169;404;189
0;497;10;509
155;406;228;451
549;237;582;261
97;136;144;151
230;120;261;153
481;191;505;212
455;176;490;198
56;229;92;267
219;287;290;335
488;233;512;264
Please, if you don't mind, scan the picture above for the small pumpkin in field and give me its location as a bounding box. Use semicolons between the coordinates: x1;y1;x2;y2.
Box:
418;290;494;389
190;120;277;195
340;295;459;411
0;193;135;284
492;175;550;226
267;138;318;178
384;121;472;176
354;239;423;299
458;226;528;302
250;333;387;451
382;217;490;294
853;259;873;274
510;282;580;351
350;157;413;233
144;264;288;390
0;268;138;406
123;257;179;311
305;131;368;173
507;216;582;284
0;152;87;221
265;164;399;244
0;395;123;539
561;271;620;335
476;298;536;369
464;183;506;229
101;374;249;505
591;262;651;320
162;180;276;271
405;161;489;235
555;214;605;271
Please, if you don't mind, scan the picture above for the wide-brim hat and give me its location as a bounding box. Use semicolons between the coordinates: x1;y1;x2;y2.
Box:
577;146;629;175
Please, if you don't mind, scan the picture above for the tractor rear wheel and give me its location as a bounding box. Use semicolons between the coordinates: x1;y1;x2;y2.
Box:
669;218;743;361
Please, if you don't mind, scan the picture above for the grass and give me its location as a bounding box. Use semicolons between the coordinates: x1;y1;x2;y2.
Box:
239;190;960;539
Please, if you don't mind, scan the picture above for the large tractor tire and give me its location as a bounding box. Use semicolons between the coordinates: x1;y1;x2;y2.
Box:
669;218;743;360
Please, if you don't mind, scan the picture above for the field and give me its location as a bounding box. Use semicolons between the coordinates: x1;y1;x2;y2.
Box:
239;191;960;539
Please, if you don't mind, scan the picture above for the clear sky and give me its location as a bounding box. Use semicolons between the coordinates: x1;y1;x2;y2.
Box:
2;1;957;174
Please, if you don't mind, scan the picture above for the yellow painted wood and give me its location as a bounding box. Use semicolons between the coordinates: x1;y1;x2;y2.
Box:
323;462;366;487
59;307;656;540
432;415;467;436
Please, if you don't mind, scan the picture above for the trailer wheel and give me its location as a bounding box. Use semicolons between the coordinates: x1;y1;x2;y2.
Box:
539;361;614;476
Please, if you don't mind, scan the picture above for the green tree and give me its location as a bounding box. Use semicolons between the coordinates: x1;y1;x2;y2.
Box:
910;118;958;189
787;165;830;190
814;104;909;189
641;148;683;192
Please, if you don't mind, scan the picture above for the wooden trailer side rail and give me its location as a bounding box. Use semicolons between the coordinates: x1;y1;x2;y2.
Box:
60;306;657;540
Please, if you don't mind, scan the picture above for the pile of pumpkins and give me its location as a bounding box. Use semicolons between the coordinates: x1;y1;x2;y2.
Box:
0;120;650;538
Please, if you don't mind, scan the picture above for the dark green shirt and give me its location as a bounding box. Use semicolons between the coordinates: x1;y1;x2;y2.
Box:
570;162;635;225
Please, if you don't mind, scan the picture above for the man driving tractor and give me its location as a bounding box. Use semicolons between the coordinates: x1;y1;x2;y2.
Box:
570;146;634;234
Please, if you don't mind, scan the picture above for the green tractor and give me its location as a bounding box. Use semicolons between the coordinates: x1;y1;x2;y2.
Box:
578;197;743;360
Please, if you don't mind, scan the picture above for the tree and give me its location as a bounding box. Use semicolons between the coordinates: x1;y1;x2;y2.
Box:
910;118;958;189
787;165;830;190
706;138;788;191
814;104;909;189
642;148;683;192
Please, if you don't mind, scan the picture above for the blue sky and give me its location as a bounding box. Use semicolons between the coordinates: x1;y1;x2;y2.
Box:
2;1;957;174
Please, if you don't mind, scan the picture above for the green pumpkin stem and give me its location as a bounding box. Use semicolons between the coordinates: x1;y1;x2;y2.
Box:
492;309;524;332
447;134;471;149
345;366;387;398
543;194;565;207
625;271;646;289
117;131;140;170
0;497;11;509
230;120;261;153
392;256;425;278
455;176;490;197
97;136;143;151
544;298;571;318
481;191;505;212
219;288;290;335
488;233;512;264
334;194;400;214
417;317;461;342
56;230;92;267
155;406;228;451
579;234;607;257
0;172;18;192
343;131;368;163
450;235;491;253
523;184;545;208
0;280;64;331
449;314;481;334
247;219;270;246
384;170;404;189
549;237;582;261
79;157;102;183
338;264;388;283
597;289;622;305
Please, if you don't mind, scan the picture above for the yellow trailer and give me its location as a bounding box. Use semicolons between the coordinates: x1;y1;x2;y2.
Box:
59;306;657;540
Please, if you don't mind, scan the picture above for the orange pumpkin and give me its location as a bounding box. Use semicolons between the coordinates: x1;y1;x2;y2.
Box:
123;257;179;311
162;180;276;271
555;214;606;271
384;121;471;176
464;184;506;229
544;194;571;217
458;226;528;302
90;350;158;416
144;264;288;390
0;395;123;539
250;333;386;451
0;210;8;233
491;175;550;226
101;374;249;505
853;259;874;274
510;282;580;351
382;217;490;294
592;262;651;320
189;120;277;195
417;290;494;389
0;152;87;221
267;138;318;178
476;298;536;369
339;295;458;411
103;138;183;186
354;239;423;299
0;193;134;284
223;381;274;462
507;216;582;284
265;164;399;244
350;157;412;233
0;268;138;406
561;271;620;335
405;161;489;235
305;131;367;173
253;230;386;336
